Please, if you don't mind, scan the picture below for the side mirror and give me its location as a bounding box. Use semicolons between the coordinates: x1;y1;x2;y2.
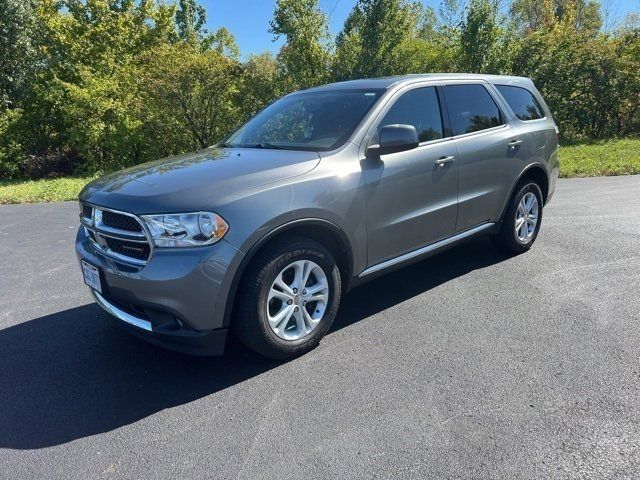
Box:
368;124;419;157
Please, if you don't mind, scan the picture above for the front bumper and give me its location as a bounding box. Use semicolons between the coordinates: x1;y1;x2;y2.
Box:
75;227;244;355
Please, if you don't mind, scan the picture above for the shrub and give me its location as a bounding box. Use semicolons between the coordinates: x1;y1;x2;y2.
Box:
18;151;82;179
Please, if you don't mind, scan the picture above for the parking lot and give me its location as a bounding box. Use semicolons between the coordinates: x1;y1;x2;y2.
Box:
1;176;639;479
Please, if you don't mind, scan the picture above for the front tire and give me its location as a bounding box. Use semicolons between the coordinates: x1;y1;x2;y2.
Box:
233;237;341;359
492;181;544;254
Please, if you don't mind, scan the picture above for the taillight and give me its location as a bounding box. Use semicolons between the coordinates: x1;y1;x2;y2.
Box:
554;125;560;141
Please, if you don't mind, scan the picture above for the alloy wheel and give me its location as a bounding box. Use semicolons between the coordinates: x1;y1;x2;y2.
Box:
515;191;539;243
267;260;329;341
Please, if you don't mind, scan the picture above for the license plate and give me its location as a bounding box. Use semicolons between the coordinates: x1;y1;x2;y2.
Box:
82;260;102;293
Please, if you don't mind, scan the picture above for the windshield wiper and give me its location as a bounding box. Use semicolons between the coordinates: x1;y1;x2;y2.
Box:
253;142;287;150
218;142;289;150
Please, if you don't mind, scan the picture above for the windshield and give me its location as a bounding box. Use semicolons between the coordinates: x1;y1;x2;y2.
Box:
223;90;384;151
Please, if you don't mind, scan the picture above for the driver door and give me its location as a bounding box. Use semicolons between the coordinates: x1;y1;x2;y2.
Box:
364;85;459;266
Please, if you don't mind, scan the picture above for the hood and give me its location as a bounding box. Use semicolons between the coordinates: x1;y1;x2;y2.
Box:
80;147;320;214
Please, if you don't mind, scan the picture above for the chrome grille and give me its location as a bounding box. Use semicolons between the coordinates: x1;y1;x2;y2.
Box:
104;237;150;261
102;210;142;232
79;202;152;265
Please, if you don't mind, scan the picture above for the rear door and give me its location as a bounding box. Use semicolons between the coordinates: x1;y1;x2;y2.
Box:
364;85;459;266
442;83;527;232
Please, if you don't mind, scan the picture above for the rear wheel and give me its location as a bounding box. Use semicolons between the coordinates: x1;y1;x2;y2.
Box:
233;237;341;359
492;181;544;253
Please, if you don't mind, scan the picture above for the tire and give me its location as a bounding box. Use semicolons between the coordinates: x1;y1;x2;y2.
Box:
491;181;544;254
233;236;342;360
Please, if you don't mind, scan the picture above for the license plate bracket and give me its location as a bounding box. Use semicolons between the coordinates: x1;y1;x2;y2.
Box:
82;260;102;293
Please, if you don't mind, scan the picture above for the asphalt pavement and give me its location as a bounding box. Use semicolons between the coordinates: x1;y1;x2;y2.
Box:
0;176;639;479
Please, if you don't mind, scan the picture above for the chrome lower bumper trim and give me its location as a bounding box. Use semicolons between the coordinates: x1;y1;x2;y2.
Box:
92;290;153;332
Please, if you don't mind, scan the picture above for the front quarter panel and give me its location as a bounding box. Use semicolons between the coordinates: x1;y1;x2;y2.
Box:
217;143;367;275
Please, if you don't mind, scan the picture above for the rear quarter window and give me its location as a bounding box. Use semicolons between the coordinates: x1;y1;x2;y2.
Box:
495;85;545;121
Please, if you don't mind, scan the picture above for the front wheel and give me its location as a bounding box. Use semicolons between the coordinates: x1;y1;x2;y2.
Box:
492;181;544;254
233;237;341;359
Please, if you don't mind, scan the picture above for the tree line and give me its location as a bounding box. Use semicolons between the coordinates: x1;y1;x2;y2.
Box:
0;0;638;179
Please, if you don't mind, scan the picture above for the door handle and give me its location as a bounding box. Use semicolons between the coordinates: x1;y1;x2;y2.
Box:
435;155;456;167
508;139;523;149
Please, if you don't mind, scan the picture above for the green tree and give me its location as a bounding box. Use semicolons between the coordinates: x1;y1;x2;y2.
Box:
210;27;240;58
0;0;37;107
139;43;243;155
59;0;176;75
239;53;281;119
334;0;456;79
175;0;207;43
458;0;509;73
610;17;640;136
510;0;602;34
512;13;621;138
2;0;639;181
438;0;464;31
30;0;177;170
174;0;238;56
269;0;332;89
335;0;417;78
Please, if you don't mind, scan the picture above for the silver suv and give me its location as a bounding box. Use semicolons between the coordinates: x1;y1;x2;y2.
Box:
76;74;559;359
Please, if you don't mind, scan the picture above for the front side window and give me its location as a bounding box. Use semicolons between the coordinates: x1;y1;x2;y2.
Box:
443;84;504;135
496;85;544;121
378;87;444;143
225;90;383;151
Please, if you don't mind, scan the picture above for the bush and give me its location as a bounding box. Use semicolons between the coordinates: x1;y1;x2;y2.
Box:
137;43;245;156
0;108;23;178
17;151;82;179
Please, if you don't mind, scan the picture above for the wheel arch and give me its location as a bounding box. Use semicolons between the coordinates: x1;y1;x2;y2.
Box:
499;163;549;223
520;164;550;203
221;218;354;328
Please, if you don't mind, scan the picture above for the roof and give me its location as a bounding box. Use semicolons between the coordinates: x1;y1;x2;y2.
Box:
302;74;532;93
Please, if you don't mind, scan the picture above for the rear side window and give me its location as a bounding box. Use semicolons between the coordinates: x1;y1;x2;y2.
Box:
379;87;443;142
496;85;544;121
443;84;504;135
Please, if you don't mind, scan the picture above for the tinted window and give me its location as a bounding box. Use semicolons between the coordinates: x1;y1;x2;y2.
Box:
226;90;383;151
379;87;443;142
496;85;544;121
444;84;504;135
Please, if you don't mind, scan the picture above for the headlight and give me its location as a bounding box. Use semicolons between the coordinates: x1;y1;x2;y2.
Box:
141;212;229;247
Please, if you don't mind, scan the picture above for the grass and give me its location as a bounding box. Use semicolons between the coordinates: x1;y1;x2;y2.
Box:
559;138;640;178
0;138;638;204
0;176;94;204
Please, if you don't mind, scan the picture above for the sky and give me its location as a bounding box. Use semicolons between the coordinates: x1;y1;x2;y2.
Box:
203;0;640;58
